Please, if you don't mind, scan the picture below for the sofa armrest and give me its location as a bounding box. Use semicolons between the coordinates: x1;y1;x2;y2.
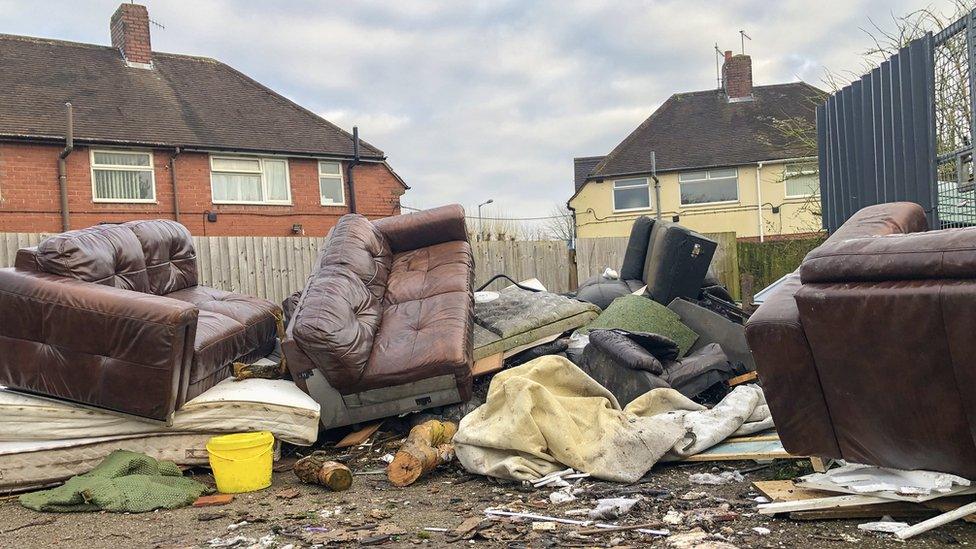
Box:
373;204;468;253
801;227;976;284
744;272;842;458
0;268;198;420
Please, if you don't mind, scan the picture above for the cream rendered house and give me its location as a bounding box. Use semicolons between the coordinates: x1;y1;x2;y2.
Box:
570;52;826;240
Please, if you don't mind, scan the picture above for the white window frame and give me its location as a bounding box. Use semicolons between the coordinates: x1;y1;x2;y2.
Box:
678;168;739;206
612;177;652;212
90;149;157;203
318;160;346;206
209;155;291;205
783;163;820;199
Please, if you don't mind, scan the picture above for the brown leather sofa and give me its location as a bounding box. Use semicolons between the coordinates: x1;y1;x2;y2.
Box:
0;220;280;422
283;205;474;428
745;202;976;476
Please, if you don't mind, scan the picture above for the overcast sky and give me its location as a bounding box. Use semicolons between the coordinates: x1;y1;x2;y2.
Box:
1;0;966;218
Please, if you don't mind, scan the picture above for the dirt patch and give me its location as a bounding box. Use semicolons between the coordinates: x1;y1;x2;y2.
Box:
1;450;973;548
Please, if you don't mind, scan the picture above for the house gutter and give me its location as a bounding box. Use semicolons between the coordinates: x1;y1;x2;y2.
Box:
57;102;74;232
755;161;764;242
170;146;182;223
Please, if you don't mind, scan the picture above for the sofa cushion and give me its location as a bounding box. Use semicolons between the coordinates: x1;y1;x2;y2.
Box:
365;290;472;396
384;240;473;305
292;265;382;393
36;224;149;292
124;219;198;295
320;214;392;301
166;285;279;359
188;310;245;399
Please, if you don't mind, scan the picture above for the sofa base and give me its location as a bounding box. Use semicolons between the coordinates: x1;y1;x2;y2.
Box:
305;370;462;430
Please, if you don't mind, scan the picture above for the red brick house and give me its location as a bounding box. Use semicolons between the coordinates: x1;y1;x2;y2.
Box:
0;3;407;236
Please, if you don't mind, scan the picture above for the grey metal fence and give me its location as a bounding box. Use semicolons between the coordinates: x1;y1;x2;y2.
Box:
817;8;976;231
817;33;938;231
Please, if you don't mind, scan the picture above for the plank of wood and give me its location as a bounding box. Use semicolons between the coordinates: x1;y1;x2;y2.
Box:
758;494;894;515
471;353;504;377
754;480;833;502
896;500;976;540
809;456;828;473
683;439;797;462
335;422;382;448
753;480;940;521
728;371;758;386
923;496;976;523
723;432;780;444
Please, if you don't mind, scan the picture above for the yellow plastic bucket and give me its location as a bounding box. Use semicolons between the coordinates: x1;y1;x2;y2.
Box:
206;431;274;493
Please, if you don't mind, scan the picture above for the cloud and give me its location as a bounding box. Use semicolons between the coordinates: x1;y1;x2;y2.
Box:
3;0;965;216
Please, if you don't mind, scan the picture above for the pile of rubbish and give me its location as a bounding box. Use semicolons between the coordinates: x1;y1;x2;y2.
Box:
3;203;976;544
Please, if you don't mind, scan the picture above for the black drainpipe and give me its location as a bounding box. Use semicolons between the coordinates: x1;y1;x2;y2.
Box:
170;146;182;223
346;126;360;214
57;102;73;231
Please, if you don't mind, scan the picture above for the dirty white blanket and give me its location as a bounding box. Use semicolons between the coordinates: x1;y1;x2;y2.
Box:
454;356;771;483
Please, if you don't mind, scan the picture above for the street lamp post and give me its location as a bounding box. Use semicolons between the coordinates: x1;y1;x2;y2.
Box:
478;199;493;241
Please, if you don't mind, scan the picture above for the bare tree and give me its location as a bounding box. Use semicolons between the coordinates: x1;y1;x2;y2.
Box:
542;204;575;241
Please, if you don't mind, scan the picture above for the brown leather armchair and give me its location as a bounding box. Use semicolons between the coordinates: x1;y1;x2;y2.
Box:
746;202;976;477
0;220;280;422
283;204;474;429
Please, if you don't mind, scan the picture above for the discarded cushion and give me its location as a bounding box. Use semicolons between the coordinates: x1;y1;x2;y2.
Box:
19;449;208;513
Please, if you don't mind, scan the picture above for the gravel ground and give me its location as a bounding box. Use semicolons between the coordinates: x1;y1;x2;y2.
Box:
1;449;974;549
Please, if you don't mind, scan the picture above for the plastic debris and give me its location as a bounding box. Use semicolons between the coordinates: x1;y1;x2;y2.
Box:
588;497;640;520
751;526;771;535
858;518;909;534
688;470;744;485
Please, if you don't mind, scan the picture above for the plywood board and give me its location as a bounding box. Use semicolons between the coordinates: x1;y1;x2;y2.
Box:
754;480;943;521
684;438;796;462
471;353;505;377
335;422;382;448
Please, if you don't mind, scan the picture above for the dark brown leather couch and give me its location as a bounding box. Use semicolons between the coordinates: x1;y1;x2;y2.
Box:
745;202;976;476
283;205;474;428
0;220;280;421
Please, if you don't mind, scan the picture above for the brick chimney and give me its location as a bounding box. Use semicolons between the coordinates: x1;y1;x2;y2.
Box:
722;50;752;101
110;3;152;67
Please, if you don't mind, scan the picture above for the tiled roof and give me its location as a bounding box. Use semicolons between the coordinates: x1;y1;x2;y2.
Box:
574;156;604;192
588;82;825;181
0;34;383;158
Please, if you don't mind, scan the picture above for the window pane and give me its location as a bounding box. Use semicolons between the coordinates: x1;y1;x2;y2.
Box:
94;169;153;200
212;157;261;172
681;177;738;204
320;176;344;204
614;178;646;188
614;186;650;210
679;171;707;182
212;172;262;202
319;161;341;175
264;160;289;201
708;168;737;178
93;151;150;167
786;174;820;197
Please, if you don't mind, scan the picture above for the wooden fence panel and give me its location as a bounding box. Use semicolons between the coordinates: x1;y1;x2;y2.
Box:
1;232;756;302
575;232;740;300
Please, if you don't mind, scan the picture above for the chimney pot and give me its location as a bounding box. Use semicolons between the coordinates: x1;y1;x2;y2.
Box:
722;53;753;100
110;3;152;67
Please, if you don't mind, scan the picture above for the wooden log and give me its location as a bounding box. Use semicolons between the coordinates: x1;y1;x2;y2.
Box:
387;420;457;487
294;452;353;491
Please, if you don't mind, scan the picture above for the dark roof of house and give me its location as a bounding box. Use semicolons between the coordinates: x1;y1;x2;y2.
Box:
574;156;605;192
0;34;384;159
587;82;825;182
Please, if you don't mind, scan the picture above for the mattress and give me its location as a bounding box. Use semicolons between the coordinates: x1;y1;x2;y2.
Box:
473;287;600;361
0;433;213;493
0;378;320;446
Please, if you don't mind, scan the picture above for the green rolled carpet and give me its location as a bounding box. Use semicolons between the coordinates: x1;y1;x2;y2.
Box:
580;295;698;356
